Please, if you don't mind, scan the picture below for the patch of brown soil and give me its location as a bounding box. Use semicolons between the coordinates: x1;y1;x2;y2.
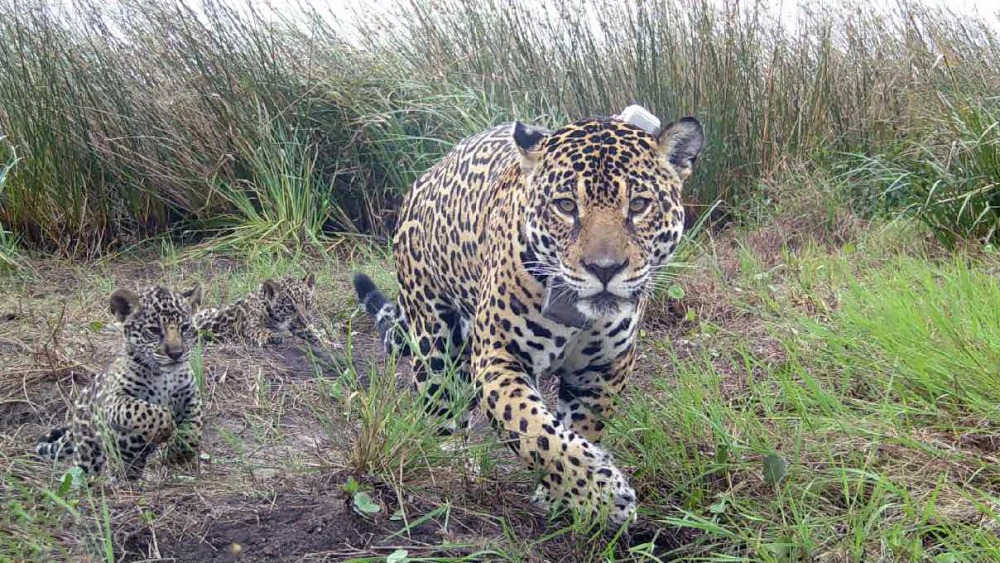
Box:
121;479;477;563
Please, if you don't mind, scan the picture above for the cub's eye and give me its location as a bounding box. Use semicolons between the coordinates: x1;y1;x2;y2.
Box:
148;326;162;336
554;199;577;215
628;197;651;215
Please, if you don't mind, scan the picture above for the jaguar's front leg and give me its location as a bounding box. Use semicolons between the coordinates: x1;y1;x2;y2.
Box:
165;380;202;467
106;394;173;480
557;338;636;444
474;350;637;525
289;315;322;345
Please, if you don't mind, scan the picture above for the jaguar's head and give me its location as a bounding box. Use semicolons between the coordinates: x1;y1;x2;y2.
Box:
261;273;316;325
516;117;703;322
110;285;203;365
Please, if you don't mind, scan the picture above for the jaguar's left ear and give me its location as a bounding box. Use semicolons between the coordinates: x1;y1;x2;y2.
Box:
512;121;550;174
109;289;140;323
262;279;279;301
303;272;315;290
657;117;704;181
181;285;203;312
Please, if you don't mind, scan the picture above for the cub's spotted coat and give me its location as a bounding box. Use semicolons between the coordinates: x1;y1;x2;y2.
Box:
354;116;704;524
36;286;204;480
193;274;320;347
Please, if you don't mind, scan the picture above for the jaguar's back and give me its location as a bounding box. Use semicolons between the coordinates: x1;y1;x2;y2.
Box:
393;124;524;317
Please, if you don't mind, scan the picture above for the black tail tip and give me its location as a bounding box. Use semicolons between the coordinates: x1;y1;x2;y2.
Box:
38;427;66;444
352;272;378;299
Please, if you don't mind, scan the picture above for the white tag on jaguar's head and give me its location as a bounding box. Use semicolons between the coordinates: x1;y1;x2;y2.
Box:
617;104;661;135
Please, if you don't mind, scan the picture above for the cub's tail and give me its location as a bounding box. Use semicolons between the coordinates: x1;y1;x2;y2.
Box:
35;426;74;460
352;273;410;356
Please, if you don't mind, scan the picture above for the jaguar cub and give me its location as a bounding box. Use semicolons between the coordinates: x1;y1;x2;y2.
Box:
193;274;320;347
36;285;203;480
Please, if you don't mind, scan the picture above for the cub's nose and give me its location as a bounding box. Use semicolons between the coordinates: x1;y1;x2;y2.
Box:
165;344;184;361
582;258;628;285
163;327;185;360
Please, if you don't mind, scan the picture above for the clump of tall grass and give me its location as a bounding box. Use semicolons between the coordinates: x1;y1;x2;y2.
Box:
359;0;1000;218
0;0;372;252
1;0;999;253
845;93;1000;246
193;116;341;255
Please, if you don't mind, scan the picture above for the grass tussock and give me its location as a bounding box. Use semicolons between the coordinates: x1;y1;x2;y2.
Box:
846;93;1000;246
0;138;25;271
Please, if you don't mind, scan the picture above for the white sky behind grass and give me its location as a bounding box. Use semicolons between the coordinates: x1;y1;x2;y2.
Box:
54;0;1000;49
55;0;1000;39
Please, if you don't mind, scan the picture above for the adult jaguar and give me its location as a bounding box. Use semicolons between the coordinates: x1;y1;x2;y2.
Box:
353;115;703;524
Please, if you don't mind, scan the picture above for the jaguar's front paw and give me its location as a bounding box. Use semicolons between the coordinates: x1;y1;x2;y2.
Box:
539;452;637;527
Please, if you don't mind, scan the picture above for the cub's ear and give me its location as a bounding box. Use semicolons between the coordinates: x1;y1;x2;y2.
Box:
303;272;316;290
657;117;704;180
261;279;279;300
109;289;140;322
182;285;203;312
512;121;550;174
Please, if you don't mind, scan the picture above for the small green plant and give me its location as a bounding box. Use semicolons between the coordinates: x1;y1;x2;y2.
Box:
343;476;382;516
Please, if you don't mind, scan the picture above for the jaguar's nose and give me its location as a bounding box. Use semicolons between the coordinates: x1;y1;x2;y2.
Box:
582;258;628;285
165;344;184;361
163;327;184;361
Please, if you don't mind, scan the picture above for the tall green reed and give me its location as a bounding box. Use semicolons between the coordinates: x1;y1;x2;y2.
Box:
0;0;997;253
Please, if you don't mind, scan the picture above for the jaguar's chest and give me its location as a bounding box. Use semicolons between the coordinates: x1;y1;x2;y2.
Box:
501;305;639;379
106;362;192;410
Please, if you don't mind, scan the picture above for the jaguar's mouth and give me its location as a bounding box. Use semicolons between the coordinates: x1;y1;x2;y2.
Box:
586;291;625;315
541;281;636;327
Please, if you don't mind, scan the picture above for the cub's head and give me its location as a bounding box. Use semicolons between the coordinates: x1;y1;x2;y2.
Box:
516;117;703;320
110;285;203;365
260;273;316;324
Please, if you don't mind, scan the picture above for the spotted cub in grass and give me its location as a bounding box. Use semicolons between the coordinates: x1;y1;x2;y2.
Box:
36;285;203;480
193;274;320;347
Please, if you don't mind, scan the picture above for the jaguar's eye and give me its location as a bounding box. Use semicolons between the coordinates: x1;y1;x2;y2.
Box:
554;199;577;215
628;197;651;215
148;326;162;337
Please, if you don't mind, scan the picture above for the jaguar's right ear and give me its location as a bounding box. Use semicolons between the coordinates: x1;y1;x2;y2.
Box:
182;285;203;312
657;117;704;181
512;121;549;174
261;279;279;301
109;289;140;322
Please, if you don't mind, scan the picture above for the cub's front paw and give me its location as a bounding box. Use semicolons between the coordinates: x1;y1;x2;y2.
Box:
151;412;175;444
